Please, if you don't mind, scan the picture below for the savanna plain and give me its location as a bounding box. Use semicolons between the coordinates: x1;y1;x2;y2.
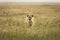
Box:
0;4;60;40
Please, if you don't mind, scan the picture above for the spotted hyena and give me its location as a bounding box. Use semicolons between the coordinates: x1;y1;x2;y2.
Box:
27;15;34;27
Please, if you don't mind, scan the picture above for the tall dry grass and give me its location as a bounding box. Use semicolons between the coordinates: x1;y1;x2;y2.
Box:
0;5;60;40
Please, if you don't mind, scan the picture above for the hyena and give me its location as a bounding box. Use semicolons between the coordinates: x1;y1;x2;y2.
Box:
27;15;33;27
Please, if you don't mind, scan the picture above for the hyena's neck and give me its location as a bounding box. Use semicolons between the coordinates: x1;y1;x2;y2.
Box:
28;20;32;27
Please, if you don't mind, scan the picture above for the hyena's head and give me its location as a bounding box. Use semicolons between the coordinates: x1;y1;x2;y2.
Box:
27;15;33;21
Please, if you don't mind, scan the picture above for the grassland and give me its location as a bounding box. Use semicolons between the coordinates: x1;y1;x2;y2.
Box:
0;4;60;40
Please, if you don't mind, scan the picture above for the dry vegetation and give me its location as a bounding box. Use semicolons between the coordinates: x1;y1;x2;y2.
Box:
0;5;60;40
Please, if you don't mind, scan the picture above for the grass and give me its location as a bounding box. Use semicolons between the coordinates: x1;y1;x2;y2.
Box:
0;5;60;40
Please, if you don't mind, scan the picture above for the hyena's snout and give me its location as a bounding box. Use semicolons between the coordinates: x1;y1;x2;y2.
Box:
27;15;33;27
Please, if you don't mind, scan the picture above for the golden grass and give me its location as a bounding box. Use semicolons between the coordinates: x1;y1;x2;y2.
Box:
0;5;60;40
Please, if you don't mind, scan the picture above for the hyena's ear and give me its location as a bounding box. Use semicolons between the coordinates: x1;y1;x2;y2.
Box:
27;15;29;17
31;15;33;17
